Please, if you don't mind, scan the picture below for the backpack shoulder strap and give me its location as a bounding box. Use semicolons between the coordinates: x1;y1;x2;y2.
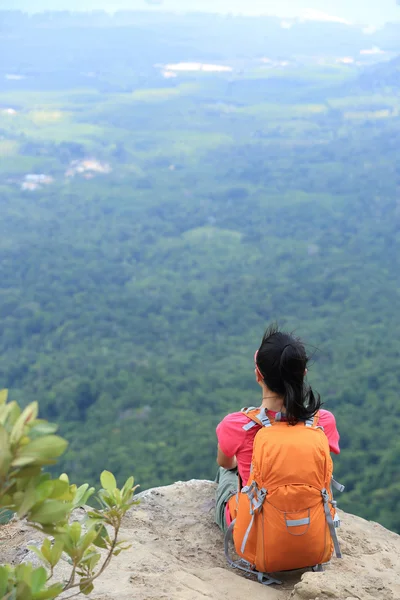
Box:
242;408;320;430
241;407;272;431
305;410;320;428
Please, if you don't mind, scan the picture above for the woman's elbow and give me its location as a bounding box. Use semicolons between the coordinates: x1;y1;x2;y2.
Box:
217;455;229;468
217;447;236;470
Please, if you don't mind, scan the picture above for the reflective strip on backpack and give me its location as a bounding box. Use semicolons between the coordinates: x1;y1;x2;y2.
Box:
243;420;258;431
257;408;272;427
285;510;311;536
286;517;310;527
321;489;342;558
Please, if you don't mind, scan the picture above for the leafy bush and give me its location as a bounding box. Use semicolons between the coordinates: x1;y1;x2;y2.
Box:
0;389;138;599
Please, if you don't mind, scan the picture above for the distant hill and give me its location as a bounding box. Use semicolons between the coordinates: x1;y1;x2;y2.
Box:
1;10;400;64
358;54;400;90
1;0;400;26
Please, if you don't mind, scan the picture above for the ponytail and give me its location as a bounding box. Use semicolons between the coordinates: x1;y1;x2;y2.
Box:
280;344;321;424
282;379;321;425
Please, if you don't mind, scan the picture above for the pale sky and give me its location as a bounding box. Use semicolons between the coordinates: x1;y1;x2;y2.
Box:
6;0;400;26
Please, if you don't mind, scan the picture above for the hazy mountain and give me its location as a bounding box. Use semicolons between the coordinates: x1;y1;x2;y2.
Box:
2;0;400;27
358;53;400;90
1;10;399;75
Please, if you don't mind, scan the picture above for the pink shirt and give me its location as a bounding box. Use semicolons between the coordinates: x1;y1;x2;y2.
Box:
217;409;340;487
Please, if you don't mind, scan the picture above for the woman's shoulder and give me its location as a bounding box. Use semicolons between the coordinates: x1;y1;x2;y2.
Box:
217;409;264;442
218;411;250;428
318;408;337;425
219;408;337;427
216;411;252;457
318;408;340;454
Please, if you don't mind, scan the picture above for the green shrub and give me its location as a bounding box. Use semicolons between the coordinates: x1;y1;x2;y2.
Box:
0;389;138;599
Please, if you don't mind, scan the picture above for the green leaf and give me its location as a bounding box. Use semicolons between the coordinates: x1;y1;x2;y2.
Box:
97;490;115;508
12;436;68;468
116;542;132;551
27;546;48;566
10;402;39;445
92;534;108;549
79;487;95;507
72;483;91;507
13;491;25;507
31;567;47;594
0;565;9;597
121;476;134;500
35;481;56;502
29;421;58;439
113;488;122;505
69;521;82;544
88;552;101;571
16;479;38;518
81;549;98;566
49;540;64;567
92;523;111;549
16;473;54;517
0;425;12;476
80;580;94;595
0;494;13;509
40;538;52;562
16;581;32;600
0;389;8;406
48;479;71;501
33;583;64;600
3;401;21;428
100;471;117;492
0;422;10;447
12;465;42;479
79;526;98;553
29;500;72;525
15;562;33;585
97;524;110;539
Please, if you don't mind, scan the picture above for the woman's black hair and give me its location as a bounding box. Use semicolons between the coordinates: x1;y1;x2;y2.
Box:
256;323;321;425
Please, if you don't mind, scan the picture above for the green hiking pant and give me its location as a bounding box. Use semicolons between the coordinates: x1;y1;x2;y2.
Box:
214;466;239;533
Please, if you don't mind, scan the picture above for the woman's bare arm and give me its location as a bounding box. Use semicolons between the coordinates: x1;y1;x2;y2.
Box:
217;445;238;470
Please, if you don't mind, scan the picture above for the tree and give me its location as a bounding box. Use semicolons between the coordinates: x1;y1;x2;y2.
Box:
0;389;138;599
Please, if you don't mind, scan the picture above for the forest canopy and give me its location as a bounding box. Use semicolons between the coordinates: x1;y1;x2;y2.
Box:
1;10;400;532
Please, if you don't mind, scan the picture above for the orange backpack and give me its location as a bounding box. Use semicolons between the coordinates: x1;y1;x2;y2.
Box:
225;407;344;585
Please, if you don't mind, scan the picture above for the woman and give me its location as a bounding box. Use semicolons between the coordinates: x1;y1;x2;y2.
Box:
215;324;340;532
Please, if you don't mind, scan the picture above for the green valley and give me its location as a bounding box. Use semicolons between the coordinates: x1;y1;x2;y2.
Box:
1;11;400;532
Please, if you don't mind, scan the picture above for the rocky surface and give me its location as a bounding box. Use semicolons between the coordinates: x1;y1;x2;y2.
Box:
2;480;400;600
